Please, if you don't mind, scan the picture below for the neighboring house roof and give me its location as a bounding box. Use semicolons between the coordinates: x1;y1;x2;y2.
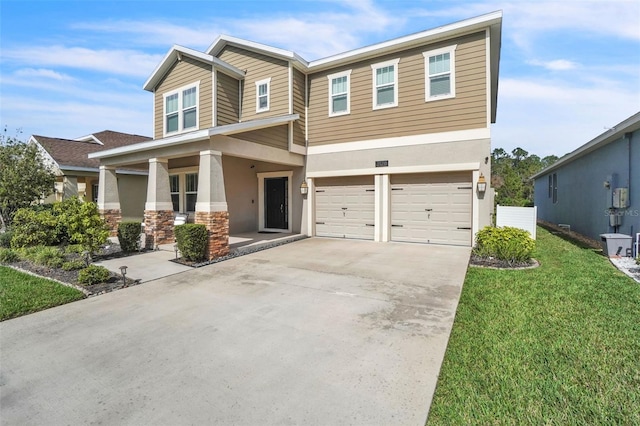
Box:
531;111;640;180
146;11;502;120
30;130;152;173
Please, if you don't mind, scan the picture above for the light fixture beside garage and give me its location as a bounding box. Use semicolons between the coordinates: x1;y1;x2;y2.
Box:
300;180;309;195
477;173;487;193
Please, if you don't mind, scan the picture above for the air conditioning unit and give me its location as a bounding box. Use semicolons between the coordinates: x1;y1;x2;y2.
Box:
613;187;629;208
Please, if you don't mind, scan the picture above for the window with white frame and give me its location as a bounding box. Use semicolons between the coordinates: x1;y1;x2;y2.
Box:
371;59;399;109
164;82;199;135
423;45;457;101
92;183;99;203
327;70;351;116
255;78;271;112
170;175;180;212
185;173;198;212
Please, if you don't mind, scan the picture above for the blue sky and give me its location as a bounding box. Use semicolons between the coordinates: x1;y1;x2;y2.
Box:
1;0;639;157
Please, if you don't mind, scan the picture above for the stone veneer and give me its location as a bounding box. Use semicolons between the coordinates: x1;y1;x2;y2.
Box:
144;210;175;249
195;211;230;259
100;209;122;237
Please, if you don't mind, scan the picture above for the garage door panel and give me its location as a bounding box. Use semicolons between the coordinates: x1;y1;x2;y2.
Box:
391;173;472;246
315;178;375;240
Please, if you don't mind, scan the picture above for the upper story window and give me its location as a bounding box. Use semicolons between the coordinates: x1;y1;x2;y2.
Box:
327;70;351;116
371;59;399;110
164;82;200;136
255;78;271;112
423;45;457;101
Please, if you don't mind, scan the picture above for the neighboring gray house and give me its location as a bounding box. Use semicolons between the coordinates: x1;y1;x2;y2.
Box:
532;112;639;246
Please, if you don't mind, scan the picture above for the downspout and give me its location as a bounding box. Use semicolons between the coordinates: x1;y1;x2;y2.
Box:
625;132;633;239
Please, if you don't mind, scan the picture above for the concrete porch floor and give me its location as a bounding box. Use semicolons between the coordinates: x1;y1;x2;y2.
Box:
99;232;305;283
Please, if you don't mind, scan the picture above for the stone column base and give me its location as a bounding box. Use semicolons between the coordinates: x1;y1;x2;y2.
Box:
195;211;229;260
144;210;175;249
100;209;121;237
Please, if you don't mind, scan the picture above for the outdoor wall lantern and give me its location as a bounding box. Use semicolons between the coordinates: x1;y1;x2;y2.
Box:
119;265;128;285
300;181;309;195
477;174;487;193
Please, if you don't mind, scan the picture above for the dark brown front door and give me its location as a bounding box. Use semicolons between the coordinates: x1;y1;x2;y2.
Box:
265;177;287;229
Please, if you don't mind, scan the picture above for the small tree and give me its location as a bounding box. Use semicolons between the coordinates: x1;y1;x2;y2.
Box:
53;197;109;255
0;130;56;229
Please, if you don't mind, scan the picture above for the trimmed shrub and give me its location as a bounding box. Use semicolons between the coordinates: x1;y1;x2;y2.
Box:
62;259;86;271
0;248;19;263
117;222;142;253
174;223;208;262
64;244;85;254
33;246;65;268
474;226;535;263
10;208;58;248
78;265;111;285
53;198;109;255
0;231;13;248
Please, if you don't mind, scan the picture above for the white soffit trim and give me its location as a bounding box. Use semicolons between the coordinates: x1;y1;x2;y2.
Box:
307;128;490;155
74;134;103;144
307;162;480;178
29;136;61;171
308;11;502;71
89;114;300;159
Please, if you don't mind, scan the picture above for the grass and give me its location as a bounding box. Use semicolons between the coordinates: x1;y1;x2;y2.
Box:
0;266;85;321
428;227;640;424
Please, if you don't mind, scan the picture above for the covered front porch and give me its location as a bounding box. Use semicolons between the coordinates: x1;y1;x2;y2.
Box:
91;126;306;260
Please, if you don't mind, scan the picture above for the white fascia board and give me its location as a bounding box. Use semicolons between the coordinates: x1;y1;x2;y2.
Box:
207;34;309;67
308;10;502;71
143;45;245;91
531;111;640;180
89;114;300;160
74;134;103;144
58;165;147;175
29;136;61;172
306;162;480;178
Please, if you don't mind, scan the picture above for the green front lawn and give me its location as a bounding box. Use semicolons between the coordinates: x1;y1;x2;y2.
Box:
0;266;85;321
429;227;640;424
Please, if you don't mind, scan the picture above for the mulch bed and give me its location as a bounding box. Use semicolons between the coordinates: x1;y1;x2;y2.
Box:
469;254;539;269
4;243;143;297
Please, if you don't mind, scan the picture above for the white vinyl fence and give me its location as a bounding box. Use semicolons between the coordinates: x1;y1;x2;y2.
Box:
496;205;537;239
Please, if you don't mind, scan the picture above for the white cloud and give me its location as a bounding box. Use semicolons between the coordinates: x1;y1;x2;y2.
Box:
528;59;579;71
14;68;74;81
3;46;162;78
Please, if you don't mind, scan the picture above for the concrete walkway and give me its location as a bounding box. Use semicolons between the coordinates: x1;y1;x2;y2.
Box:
1;238;470;425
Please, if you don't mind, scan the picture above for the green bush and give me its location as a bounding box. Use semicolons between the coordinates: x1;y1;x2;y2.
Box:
33;246;65;268
474;226;535;263
174;223;208;262
78;265;111;285
53;198;109;255
10;208;59;248
16;246;42;262
117;222;141;253
0;231;13;248
0;248;19;263
62;259;86;271
64;244;85;254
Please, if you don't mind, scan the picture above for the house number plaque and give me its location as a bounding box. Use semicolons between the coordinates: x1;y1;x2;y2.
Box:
375;160;389;167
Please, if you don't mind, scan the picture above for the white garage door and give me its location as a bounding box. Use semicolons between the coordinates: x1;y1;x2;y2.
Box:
315;176;375;240
391;172;472;246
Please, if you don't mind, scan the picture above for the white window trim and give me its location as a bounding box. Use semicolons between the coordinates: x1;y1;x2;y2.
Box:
423;45;457;102
169;168;198;213
327;70;352;117
163;81;200;137
255;77;271;113
371;58;399;110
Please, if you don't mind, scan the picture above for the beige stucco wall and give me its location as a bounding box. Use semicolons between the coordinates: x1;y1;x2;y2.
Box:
118;174;148;222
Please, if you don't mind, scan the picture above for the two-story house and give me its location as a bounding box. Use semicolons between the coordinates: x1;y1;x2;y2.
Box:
90;11;502;259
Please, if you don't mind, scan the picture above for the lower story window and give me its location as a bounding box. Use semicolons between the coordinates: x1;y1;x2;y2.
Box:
92;183;99;203
185;173;198;212
170;175;180;212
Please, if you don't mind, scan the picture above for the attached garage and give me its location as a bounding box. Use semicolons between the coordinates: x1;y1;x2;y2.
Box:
315;176;375;240
391;172;472;246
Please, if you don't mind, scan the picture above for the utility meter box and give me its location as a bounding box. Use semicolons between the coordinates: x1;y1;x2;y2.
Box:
613;187;629;208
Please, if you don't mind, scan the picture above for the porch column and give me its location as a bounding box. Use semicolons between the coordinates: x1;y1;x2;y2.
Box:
144;158;174;248
63;175;79;199
195;150;229;259
97;166;121;237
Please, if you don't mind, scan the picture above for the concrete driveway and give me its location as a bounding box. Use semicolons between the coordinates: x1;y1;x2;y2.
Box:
0;238;470;425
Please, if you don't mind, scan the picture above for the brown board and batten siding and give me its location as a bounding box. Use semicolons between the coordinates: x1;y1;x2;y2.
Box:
231;125;288;150
217;45;289;122
216;71;240;126
307;31;486;146
292;68;306;147
154;56;213;139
